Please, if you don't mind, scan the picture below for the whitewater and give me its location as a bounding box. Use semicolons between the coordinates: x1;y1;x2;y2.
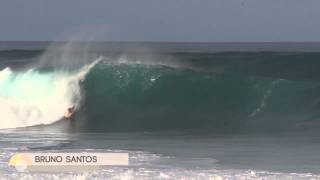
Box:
0;58;101;129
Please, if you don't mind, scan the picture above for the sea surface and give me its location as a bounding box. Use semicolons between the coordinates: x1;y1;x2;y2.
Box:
1;42;320;179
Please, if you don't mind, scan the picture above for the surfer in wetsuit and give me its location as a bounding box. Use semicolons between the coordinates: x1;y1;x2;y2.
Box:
64;106;75;120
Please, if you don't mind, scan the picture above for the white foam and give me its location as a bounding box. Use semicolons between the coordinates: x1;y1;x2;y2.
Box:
249;79;284;117
0;58;101;129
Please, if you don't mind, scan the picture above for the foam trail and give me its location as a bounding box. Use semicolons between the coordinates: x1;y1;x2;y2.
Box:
249;79;283;117
0;58;101;129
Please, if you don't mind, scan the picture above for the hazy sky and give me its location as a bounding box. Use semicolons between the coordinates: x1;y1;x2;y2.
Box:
0;0;319;42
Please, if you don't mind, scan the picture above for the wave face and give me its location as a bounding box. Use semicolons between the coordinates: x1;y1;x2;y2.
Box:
2;51;320;132
74;59;320;132
0;59;99;129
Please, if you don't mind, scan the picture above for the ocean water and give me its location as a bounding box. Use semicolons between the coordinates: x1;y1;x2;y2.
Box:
1;42;320;179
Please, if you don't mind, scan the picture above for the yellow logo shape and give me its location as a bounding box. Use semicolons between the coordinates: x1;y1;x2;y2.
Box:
8;153;32;172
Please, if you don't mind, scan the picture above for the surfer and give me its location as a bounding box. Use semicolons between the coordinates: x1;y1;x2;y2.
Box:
64;106;75;120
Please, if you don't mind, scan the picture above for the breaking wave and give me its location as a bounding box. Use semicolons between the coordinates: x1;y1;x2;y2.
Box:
2;50;320;132
0;58;101;129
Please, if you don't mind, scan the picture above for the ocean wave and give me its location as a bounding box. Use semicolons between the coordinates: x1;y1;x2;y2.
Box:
2;53;320;132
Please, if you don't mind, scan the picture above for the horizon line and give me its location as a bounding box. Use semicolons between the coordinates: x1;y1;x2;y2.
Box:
2;41;320;43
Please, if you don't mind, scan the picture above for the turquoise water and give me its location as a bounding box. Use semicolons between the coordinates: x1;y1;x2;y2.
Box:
0;68;56;101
